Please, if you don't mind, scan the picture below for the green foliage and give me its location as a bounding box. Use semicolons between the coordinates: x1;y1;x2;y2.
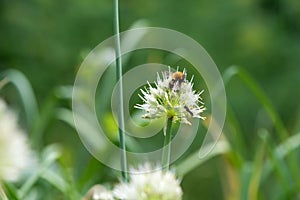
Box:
0;0;300;199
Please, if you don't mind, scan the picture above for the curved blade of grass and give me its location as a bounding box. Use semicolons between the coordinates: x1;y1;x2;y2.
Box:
54;108;107;192
176;115;231;176
0;69;39;128
56;108;143;153
30;95;58;149
261;132;300;183
223;66;300;188
239;163;252;200
223;66;288;139
233;133;266;200
40;168;80;199
226;104;247;160
176;140;230;177
19;144;62;198
259;129;291;192
30;85;72;149
20;143;79;199
40;169;68;193
247;133;266;200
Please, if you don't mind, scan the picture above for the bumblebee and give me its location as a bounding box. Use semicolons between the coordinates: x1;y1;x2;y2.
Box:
172;71;185;82
169;71;186;90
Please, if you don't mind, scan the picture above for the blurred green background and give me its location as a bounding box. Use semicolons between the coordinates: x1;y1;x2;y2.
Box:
1;0;300;199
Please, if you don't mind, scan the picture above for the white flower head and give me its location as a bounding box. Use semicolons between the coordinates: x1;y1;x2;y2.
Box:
93;187;114;200
0;98;32;182
113;163;183;200
83;184;114;200
135;67;205;125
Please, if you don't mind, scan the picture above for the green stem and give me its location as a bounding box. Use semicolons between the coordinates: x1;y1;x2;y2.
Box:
162;117;173;170
113;0;128;181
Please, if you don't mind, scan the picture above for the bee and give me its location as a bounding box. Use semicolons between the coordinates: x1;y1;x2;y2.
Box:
169;71;186;90
172;71;185;81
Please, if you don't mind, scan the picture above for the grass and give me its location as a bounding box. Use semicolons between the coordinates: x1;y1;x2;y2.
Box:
0;64;299;199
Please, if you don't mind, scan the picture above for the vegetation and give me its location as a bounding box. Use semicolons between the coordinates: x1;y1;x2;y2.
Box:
0;0;299;199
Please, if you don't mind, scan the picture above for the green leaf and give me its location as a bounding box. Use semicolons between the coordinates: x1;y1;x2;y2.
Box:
223;66;289;140
0;69;39;128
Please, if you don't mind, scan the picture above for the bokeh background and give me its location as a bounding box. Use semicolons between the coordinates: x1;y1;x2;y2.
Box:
1;0;300;199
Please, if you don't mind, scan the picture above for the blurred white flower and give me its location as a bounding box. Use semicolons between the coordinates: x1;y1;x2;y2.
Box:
0;98;32;182
82;184;114;200
93;190;114;200
135;68;205;125
113;163;182;200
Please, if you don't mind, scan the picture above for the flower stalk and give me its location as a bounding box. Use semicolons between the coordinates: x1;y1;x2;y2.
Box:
113;0;128;181
162;117;173;170
135;68;206;172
